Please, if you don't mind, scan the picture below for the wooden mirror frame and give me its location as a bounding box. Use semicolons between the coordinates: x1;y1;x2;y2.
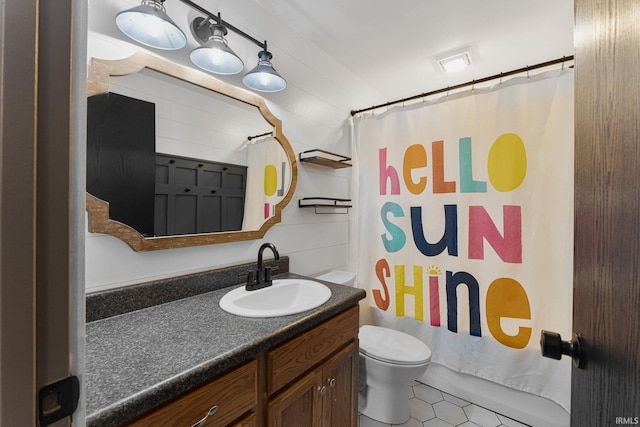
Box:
86;51;297;251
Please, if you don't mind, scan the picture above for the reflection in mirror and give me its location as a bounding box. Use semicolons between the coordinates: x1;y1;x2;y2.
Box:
86;52;297;251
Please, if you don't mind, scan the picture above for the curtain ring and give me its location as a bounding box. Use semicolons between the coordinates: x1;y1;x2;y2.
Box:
561;56;565;71
446;86;449;99
499;72;503;85
471;80;475;93
526;68;530;79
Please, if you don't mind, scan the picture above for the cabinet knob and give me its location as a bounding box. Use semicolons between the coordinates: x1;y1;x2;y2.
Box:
191;405;218;427
328;378;336;388
318;386;327;396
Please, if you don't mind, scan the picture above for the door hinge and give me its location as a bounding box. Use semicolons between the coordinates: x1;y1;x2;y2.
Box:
38;376;80;426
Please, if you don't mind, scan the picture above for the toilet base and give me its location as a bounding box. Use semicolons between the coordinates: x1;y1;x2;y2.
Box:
358;381;410;424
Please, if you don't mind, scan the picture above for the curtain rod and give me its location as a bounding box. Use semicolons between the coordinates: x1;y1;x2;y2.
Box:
247;131;273;141
350;55;574;117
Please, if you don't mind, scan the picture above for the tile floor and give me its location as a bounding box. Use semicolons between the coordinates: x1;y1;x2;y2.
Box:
358;381;530;427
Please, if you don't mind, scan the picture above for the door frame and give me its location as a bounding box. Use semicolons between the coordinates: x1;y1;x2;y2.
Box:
0;0;87;425
0;0;39;423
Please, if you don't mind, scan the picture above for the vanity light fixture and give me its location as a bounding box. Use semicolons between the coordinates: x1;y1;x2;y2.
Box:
115;0;287;91
115;0;187;50
242;47;287;92
189;16;244;75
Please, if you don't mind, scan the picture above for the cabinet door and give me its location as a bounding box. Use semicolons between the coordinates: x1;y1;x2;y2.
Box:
268;369;324;427
322;342;359;427
154;153;247;235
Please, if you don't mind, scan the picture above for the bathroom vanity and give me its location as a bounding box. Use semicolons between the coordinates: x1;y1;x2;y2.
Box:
85;260;365;427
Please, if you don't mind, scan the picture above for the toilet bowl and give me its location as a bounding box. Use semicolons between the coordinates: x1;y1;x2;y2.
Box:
358;325;431;424
315;271;432;424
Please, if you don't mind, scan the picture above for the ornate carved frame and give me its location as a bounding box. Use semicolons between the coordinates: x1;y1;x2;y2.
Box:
86;51;297;251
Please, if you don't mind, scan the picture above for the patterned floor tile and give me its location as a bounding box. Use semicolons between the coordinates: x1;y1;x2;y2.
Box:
408;397;436;421
413;383;444;404
464;404;502;427
423;418;455;427
359;382;530;427
433;400;469;425
497;413;530;427
392;417;424;427
443;391;471;407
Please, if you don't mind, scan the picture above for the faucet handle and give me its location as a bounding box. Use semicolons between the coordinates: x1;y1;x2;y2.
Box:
246;270;257;286
264;267;273;283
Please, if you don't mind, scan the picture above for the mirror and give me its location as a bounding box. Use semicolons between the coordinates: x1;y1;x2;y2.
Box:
86;51;297;251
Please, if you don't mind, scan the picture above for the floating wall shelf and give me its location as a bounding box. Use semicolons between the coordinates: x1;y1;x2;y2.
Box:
298;197;352;214
299;149;352;169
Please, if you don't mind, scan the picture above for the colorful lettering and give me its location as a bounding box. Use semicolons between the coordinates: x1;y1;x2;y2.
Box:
486;278;531;349
379;148;401;195
487;133;527;192
395;265;424;322
446;271;482;337
432;140;456;193
411;205;459;256
380;202;406;252
373;259;391;311
403;144;428;194
459;137;487;193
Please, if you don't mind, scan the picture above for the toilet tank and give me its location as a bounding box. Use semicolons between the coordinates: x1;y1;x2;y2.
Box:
315;270;355;286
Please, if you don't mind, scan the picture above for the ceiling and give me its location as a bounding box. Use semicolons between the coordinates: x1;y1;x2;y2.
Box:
88;0;574;114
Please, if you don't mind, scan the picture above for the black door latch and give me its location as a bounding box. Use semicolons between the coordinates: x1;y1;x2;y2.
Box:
38;376;80;426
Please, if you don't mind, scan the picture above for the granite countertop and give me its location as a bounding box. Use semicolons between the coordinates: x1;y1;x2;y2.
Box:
86;272;366;427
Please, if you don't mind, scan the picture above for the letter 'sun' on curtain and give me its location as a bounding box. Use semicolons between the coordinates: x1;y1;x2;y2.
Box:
350;70;574;410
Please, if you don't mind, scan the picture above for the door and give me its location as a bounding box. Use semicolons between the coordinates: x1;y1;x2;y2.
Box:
570;1;640;425
37;1;88;425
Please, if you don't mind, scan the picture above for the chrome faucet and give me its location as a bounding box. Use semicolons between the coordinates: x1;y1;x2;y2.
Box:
246;243;280;291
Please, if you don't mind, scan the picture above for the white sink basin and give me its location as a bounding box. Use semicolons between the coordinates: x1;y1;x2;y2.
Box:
219;279;332;318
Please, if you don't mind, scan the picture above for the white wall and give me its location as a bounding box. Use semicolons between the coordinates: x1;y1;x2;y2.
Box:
85;32;375;292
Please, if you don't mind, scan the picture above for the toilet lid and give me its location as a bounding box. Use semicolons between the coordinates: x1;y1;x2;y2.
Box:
359;325;431;365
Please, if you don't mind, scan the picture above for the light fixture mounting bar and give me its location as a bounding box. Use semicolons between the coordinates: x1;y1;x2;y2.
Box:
177;0;266;49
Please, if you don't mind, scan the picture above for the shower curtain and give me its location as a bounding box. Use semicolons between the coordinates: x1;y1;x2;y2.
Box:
242;137;289;230
351;69;574;410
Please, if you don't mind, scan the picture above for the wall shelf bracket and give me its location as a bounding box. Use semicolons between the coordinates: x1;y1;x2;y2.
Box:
298;197;352;214
299;149;352;169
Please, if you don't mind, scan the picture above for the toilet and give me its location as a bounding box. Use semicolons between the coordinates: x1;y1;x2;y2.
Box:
315;271;432;424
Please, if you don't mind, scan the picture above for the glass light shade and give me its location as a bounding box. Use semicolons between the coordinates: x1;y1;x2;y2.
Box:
116;1;187;50
190;36;244;75
242;50;286;92
438;52;471;73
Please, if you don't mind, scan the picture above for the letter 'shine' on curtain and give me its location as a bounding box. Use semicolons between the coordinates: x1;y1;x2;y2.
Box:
351;70;574;410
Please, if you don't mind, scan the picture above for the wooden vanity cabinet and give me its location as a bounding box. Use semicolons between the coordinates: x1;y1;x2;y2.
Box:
266;306;360;427
128;360;257;426
127;306;359;427
267;342;358;427
233;412;257;427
